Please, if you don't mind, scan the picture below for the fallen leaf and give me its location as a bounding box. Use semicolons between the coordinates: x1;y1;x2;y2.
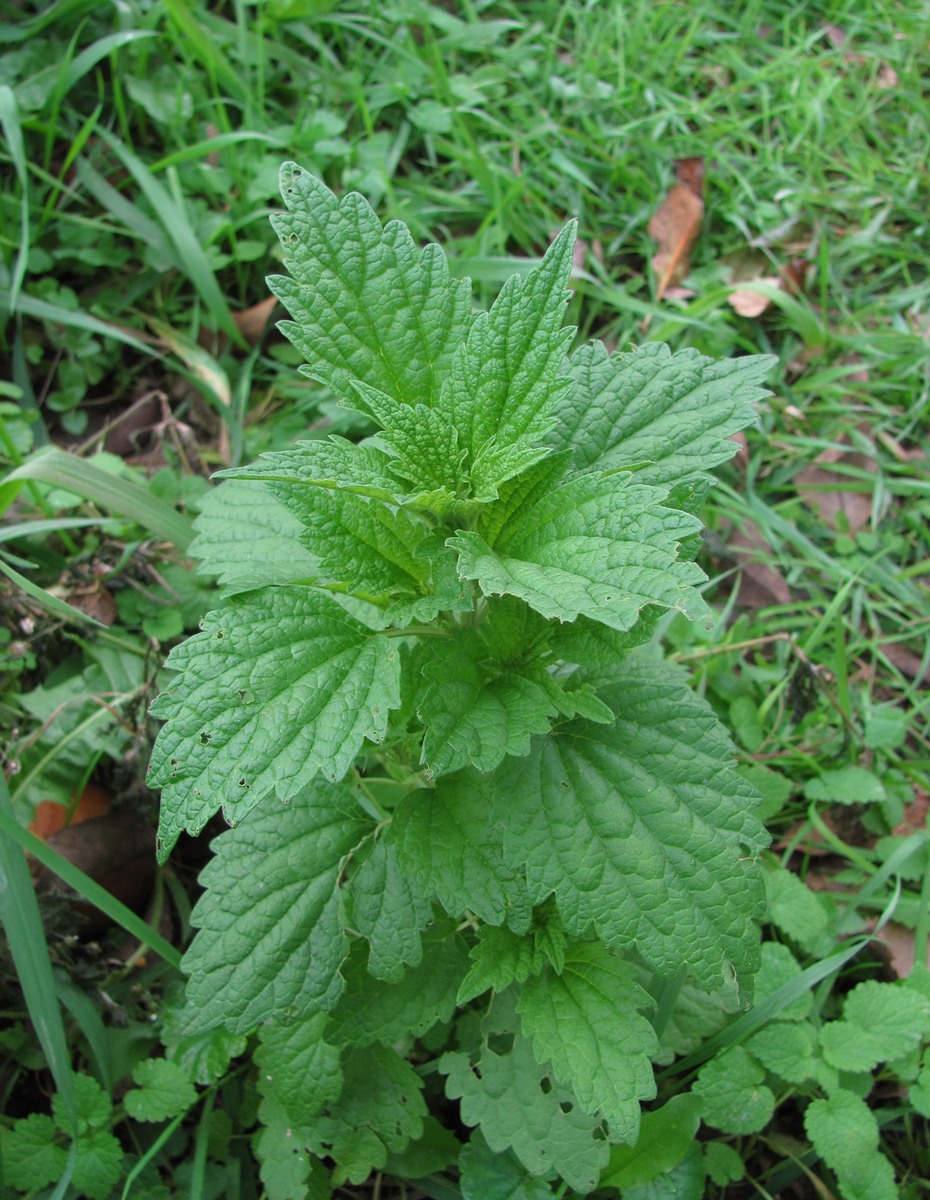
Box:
29;783;112;840
795;433;877;532
648;157;704;300
728;277;782;318
232;295;277;345
64;580;118;626
881;642;930;684
876;64;898;89
870;921;929;978
724;522;792;608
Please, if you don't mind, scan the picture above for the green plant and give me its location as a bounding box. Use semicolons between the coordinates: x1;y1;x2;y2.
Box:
143;164;776;1193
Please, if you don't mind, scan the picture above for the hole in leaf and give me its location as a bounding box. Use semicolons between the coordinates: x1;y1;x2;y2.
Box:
487;1032;514;1056
215;629;224;639
559;1100;573;1113
539;1076;553;1095
199;732;211;744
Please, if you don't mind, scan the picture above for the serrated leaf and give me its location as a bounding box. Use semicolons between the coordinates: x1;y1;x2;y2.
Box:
216;437;403;502
804;1090;898;1200
805;765;886;805
459;1132;554;1200
547;609;662;674
53;1072;111;1133
746;1020;819;1084
349;837;431;981
73;1127;124;1200
350;380;466;504
458;925;547;1006
180;780;372;1034
327;923;470;1047
272;163;471;408
600;1094;702;1188
693;1046;775;1134
124;1059;197;1121
416;640;556;776
764;864;831;954
492;658;766;990
149;586;400;856
271;485;431;597
392;775;531;930
518;943;657;1139
161;1018;248;1086
441;1029;609;1193
189;479;320;595
819;979;930;1072
254;1096;318;1200
256;1013;343;1128
306;1044;427;1186
2;1114;67;1191
436;223;576;498
550;342;774;488
449;471;708;632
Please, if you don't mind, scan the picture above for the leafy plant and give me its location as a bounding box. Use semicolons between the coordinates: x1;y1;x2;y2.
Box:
142;164;775;1193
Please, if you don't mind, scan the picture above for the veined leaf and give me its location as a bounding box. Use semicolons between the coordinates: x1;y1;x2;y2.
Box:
180;780;372;1033
349;837;432;982
518;943;657;1140
441;1028;609;1193
149;586;401;856
435;222;576;499
327;924;470;1048
416;639;556;777
189;479;319;595
551;342;774;488
449;471;708;631
350;380;466;506
256;1012;343;1127
272;163;471;407
270;485;432;598
392;774;531;930
217;437;404;503
493;657;767;990
305;1044;427;1187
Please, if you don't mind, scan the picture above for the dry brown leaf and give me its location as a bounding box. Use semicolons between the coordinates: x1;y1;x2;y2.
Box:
795;434;877;532
728;277;782;318
232;295;277;345
648;157;704;300
877;64;899;89
881;642;930;684
725;523;792;608
63;580;118;626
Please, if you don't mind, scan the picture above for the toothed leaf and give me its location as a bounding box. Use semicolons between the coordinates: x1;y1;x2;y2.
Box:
517;943;657;1139
493;658;767;990
149;587;401;855
449;471;709;631
272;162;471;407
180;780;372;1033
550;341;774;489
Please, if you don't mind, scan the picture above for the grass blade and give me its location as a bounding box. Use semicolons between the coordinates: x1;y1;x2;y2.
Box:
0;772;76;1124
0;85;30;312
98;128;247;347
0;810;182;972
4;447;194;550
